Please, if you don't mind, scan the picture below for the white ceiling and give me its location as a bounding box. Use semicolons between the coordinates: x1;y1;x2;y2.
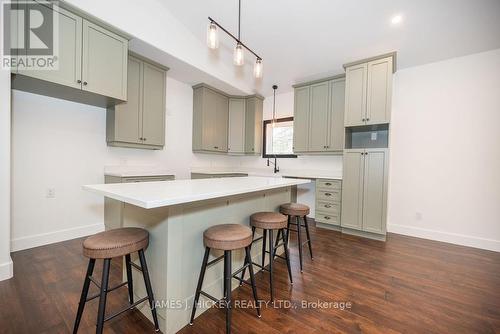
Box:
160;0;500;96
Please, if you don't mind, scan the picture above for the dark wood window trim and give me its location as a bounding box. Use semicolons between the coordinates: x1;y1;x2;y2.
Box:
262;117;297;158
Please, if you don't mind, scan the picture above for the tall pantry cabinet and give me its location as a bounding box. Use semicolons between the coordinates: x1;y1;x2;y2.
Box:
341;53;395;240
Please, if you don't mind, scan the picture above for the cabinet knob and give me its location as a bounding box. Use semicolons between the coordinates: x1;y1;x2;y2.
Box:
83;81;88;86
143;138;147;141
325;182;332;186
325;193;332;196
324;204;331;208
214;146;218;149
362;118;366;122
366;118;370;121
77;79;81;84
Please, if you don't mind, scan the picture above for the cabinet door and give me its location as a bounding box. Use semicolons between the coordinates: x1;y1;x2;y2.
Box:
111;56;142;144
228;98;246;154
362;149;388;234
215;93;229;152
18;5;82;89
82;20;128;100
201;88;218;151
142;62;166;146
366;57;392;125
344;63;367;126
341;150;365;230
327;79;345;151
244;97;263;154
293;86;310;152
308;82;330;152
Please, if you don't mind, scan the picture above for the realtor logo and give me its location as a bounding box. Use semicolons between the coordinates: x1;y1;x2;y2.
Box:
2;0;59;70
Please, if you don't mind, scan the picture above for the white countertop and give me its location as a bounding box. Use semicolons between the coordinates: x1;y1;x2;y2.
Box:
191;167;342;180
84;176;310;209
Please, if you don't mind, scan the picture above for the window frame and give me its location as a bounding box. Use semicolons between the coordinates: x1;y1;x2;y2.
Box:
262;117;298;158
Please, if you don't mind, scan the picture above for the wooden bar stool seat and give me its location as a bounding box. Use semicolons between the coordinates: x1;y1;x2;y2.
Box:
191;224;260;334
279;203;313;273
203;224;253;250
73;228;160;334
83;227;149;259
240;212;293;302
279;203;310;216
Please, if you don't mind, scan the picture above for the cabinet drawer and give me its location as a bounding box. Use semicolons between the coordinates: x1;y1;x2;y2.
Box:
123;176;174;183
317;179;341;190
315;211;340;225
316;189;341;202
316;201;340;215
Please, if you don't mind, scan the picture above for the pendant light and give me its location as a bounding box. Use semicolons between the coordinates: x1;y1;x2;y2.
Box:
272;85;278;128
207;0;263;77
206;21;219;49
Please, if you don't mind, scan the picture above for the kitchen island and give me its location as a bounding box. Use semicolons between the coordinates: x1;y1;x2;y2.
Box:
83;176;310;334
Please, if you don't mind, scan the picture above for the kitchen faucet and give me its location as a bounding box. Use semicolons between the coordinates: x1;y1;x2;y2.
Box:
267;156;279;173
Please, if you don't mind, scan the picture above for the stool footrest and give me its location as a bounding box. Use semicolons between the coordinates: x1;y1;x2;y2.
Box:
207;254;225;267
200;291;223;304
86;281;128;302
103;296;149;323
130;262;143;272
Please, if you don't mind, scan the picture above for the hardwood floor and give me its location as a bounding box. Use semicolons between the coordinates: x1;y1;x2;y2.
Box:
1;223;499;334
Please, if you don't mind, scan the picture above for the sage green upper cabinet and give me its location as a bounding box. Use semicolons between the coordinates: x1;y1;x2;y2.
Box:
228;98;246;154
293;86;310;153
192;85;229;153
82;20;128;101
308;82;330;151
107;55;167;150
341;148;388;235
18;5;82;89
293;76;345;154
244;96;263;154
328;79;345;151
344;54;394;126
344;64;367;126
366;57;393;125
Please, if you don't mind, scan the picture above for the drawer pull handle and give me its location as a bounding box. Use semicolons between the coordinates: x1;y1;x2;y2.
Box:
325;193;332;196
324;216;330;220
324;205;331;208
325;182;332;186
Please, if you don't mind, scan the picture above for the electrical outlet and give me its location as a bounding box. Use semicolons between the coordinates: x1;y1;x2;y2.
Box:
371;132;377;141
46;188;56;198
415;212;422;220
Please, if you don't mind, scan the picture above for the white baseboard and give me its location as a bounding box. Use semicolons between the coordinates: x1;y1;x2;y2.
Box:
11;223;105;252
388;223;500;252
0;259;13;281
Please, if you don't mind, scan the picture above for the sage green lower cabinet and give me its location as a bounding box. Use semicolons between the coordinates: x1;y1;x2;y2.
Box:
293;76;345;154
341;148;388;237
190;173;248;179
192;83;262;155
228;98;246;154
104;175;174;230
315;179;342;227
107;54;168;150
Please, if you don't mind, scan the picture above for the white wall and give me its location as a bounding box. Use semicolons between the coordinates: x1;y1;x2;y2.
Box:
10;77;237;251
387;48;500;252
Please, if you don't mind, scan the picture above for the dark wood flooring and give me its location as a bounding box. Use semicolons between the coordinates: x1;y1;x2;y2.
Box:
1;223;499;334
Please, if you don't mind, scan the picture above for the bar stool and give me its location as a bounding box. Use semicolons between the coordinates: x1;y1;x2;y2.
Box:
240;212;293;301
190;224;260;334
279;203;313;272
73;227;159;334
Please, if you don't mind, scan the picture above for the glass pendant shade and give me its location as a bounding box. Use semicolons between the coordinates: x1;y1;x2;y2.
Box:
253;58;263;78
233;43;244;66
206;22;219;49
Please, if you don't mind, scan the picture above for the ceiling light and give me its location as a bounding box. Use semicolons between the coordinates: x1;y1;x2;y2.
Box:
253;58;263;78
391;14;403;25
208;0;263;77
206;22;219;49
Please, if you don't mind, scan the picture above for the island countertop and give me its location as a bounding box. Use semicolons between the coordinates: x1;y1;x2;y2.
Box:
83;176;310;209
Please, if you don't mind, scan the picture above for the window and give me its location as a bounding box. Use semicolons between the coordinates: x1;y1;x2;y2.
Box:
262;117;297;158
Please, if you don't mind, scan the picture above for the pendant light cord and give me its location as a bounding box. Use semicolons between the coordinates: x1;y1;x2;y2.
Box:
238;0;241;40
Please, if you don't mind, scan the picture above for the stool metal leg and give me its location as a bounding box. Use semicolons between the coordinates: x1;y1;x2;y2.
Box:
261;229;267;269
73;258;96;334
282;228;293;284
138;249;160;332
96;258;111;334
286;215;291;244
268;229;274;301
245;246;261;318
190;247;210;325
125;254;134;304
303;216;314;260
296;216;304;272
239;227;255;285
273;229;281;259
224;250;232;334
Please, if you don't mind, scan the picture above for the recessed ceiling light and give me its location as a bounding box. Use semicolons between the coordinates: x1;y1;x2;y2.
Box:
391;14;403;25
